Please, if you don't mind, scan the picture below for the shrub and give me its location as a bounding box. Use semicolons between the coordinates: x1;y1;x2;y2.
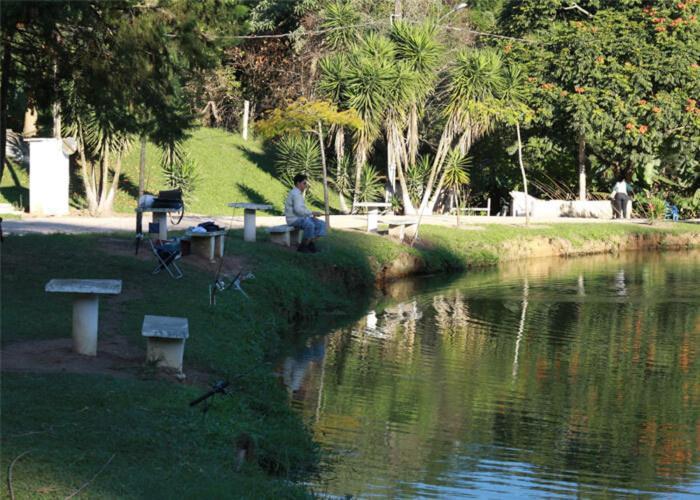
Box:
274;135;322;187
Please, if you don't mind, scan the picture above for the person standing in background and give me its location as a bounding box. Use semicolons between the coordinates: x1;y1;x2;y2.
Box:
611;176;631;219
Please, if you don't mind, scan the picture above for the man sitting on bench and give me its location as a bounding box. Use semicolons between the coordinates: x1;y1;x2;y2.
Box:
285;174;326;253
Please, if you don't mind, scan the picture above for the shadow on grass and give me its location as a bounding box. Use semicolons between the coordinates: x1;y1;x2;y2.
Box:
234;142;277;179
236;183;280;214
2;160;29;211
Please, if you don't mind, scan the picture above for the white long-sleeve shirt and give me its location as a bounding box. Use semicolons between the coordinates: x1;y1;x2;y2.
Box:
284;187;312;224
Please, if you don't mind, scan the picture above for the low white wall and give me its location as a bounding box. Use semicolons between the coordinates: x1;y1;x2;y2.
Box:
510;192;632;219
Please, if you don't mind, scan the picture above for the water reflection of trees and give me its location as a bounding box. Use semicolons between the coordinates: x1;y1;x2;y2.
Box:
299;252;700;497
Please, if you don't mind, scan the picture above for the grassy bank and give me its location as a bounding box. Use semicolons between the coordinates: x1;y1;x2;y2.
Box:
2;222;698;497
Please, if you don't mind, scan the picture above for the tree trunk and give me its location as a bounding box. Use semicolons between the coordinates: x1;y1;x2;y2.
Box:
352;139;367;210
317;121;331;228
334;126;349;213
516;123;529;227
0;31;14;183
578;135;586;201
22;107;38;137
406;105;419;167
138;135;147;199
76;119;99;214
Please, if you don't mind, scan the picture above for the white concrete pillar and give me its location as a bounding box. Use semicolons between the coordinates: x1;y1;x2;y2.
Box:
367;209;379;232
243;209;256;242
72;294;99;356
153;212;168;240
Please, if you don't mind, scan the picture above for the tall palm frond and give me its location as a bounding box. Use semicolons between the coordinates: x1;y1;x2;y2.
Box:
321;0;361;51
318;54;349;105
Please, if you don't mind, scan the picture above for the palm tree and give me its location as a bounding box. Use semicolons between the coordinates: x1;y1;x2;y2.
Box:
318;54;351;212
420;48;505;214
500;63;532;225
441;149;471;225
344;35;396;208
390;21;442;214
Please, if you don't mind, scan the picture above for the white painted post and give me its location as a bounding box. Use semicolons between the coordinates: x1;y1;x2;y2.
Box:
242;100;250;141
243;208;256;242
72;295;99;356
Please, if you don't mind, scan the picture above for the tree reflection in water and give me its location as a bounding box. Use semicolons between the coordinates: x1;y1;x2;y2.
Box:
285;251;700;498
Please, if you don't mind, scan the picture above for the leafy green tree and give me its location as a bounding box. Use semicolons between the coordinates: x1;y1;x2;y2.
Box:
1;0;247;214
501;0;700;198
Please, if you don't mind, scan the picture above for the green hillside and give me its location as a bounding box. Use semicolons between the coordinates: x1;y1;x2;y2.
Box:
1;127;338;216
116;127;337;216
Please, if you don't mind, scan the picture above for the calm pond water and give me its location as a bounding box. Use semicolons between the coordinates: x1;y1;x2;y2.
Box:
280;251;700;498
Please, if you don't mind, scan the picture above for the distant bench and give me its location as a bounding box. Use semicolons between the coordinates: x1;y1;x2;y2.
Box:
450;198;491;216
266;225;303;247
384;220;418;242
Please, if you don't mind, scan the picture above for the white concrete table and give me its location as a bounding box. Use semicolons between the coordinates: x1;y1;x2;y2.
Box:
45;279;122;356
186;229;225;261
135;207;182;240
227;202;273;242
141;315;189;372
354;202;392;232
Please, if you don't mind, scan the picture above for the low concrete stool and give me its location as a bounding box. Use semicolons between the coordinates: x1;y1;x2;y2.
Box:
266;225;303;247
187;229;225;261
45;279;122;356
141;315;189;373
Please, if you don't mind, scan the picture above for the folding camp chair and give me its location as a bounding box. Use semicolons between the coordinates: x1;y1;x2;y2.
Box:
148;238;183;279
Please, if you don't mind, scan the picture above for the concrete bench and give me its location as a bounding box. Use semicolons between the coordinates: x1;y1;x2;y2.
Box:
384;220;418;242
354;202;392;232
450;198;491;216
186;229;225;261
45;279;122;356
141;315;189;373
266;225;303;247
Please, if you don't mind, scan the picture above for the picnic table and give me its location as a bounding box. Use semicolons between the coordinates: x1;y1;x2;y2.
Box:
45;279;122;356
227;202;273;242
136;207;182;240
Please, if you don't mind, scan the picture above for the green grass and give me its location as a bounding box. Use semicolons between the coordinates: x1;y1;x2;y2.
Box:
1;230;402;497
2;222;697;496
114;127;339;216
0;159;29;212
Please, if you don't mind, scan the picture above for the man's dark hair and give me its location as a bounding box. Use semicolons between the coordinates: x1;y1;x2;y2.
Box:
293;174;307;185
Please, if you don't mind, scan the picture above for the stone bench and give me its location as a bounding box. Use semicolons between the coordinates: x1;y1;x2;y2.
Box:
141;315;189;373
45;279;122;356
354;202;392;232
186;229;225;261
383;220;418;242
266;225;303;247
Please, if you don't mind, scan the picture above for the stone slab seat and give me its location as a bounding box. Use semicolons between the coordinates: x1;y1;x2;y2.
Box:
266;224;303;247
141;315;189;373
185;229;225;261
44;279;122;356
381;220;418;242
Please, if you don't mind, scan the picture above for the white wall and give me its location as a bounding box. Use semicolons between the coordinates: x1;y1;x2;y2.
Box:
28;138;70;216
